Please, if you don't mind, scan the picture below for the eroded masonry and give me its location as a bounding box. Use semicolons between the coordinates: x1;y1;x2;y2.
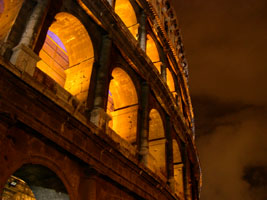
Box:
0;0;201;199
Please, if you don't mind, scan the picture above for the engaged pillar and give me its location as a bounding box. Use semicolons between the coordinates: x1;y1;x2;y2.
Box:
138;82;150;166
139;11;147;52
90;34;112;130
10;0;49;75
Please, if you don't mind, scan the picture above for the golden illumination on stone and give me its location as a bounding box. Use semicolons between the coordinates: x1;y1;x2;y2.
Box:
107;67;138;143
37;12;94;102
0;0;24;41
166;68;175;92
37;33;68;87
146;34;161;72
173;139;184;199
77;0;102;26
148;109;166;176
2;176;36;200
115;0;139;38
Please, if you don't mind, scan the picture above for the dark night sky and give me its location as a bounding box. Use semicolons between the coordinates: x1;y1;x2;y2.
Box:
171;0;267;199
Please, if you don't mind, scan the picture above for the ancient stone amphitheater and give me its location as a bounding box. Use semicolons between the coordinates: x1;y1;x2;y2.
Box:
0;0;201;199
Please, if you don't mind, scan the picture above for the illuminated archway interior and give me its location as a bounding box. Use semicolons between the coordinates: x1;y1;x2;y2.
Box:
1;164;69;200
146;34;161;72
37;12;94;102
115;0;139;39
173;139;184;198
166;68;175;93
0;0;24;41
107;67;138;143
148;109;166;176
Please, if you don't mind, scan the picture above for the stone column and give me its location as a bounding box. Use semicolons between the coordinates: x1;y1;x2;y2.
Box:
90;34;112;130
161;63;167;82
78;168;98;200
107;0;113;6
10;0;49;75
18;0;49;48
139;11;147;51
181;144;192;200
138;82;150;166
165;115;175;191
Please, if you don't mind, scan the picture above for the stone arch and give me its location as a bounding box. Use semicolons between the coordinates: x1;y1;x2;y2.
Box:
172;139;184;198
107;67;138;143
148;108;166;176
1;164;70;200
115;0;139;38
36;12;94;102
0;0;24;41
0;126;78;200
146;34;161;72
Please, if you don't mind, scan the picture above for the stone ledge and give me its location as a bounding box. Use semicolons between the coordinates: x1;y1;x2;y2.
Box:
10;44;40;76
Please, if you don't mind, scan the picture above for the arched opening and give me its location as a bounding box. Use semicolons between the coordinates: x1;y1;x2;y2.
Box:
115;0;139;39
146;34;161;72
0;0;24;41
173;139;184;198
107;67;138;143
36;12;94;102
166;68;176;94
148;109;166;176
1;164;70;200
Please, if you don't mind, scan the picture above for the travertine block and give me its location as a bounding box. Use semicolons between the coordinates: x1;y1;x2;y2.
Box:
90;107;111;130
10;44;40;76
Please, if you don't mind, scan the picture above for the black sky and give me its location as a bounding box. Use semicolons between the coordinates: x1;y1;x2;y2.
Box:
171;0;267;199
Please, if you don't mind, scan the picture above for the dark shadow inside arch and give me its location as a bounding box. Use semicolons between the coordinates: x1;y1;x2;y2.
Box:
2;164;69;200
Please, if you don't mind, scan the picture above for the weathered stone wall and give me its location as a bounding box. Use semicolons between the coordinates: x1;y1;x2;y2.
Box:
0;64;177;200
0;122;79;200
